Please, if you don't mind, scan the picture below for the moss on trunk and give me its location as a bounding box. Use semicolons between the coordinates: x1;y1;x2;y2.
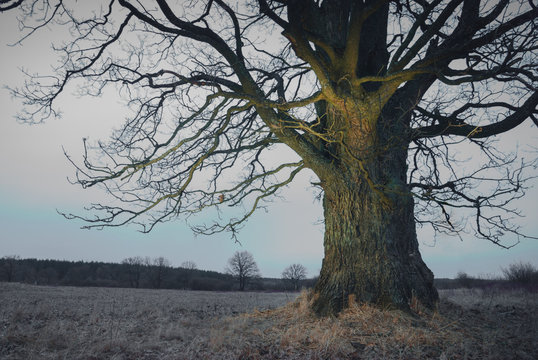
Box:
311;118;438;315
312;176;438;315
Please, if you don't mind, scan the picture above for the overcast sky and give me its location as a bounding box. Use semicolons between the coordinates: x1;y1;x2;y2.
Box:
1;7;537;279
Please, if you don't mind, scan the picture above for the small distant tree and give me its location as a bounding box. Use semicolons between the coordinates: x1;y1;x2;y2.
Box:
151;256;171;289
180;260;198;289
226;251;260;291
122;256;145;288
456;271;474;289
0;255;20;282
282;264;307;291
502;262;538;285
181;261;197;271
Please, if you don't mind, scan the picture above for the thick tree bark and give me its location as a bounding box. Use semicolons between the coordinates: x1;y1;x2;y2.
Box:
313;179;438;315
313;172;438;314
311;105;438;315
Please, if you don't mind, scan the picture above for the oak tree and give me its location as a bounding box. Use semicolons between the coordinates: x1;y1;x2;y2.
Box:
226;251;260;291
7;0;538;314
282;263;307;290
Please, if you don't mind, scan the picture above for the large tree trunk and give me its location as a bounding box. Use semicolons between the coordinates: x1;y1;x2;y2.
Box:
313;180;438;315
311;107;438;315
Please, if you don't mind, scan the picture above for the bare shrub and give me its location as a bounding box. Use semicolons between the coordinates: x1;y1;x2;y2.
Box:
502;261;538;286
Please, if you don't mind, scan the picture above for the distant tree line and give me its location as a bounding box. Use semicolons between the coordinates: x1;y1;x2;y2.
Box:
0;254;315;292
4;254;534;293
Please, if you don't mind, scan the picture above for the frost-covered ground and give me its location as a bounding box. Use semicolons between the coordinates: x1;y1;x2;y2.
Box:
0;283;295;359
1;283;536;359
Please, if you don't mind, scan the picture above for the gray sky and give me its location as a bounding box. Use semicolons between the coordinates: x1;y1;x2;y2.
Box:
1;7;537;279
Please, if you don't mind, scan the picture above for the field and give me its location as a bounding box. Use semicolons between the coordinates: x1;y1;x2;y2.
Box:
1;283;536;359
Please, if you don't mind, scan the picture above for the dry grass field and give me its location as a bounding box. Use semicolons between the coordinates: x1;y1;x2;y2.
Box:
1;283;536;359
